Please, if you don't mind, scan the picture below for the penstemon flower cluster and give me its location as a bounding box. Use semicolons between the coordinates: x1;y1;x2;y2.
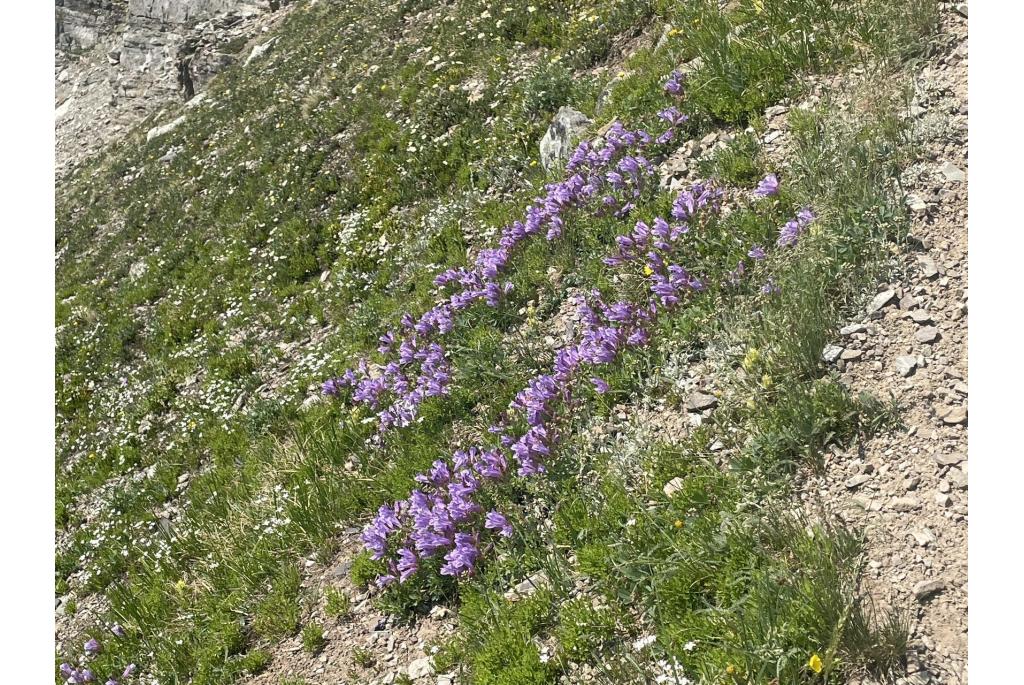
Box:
362;182;816;586
351;73;817;586
322;76;695;435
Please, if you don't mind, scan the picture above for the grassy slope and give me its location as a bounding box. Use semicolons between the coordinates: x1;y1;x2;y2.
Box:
55;0;937;682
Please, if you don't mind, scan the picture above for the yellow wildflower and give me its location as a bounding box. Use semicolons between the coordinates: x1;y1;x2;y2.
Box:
673;519;683;529
761;374;773;389
726;664;737;676
643;265;654;276
808;653;823;674
742;347;760;371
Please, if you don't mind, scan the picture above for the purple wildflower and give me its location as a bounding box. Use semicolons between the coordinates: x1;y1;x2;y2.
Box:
84;638;101;655
111;623;126;638
591;377;610;394
664;70;684;95
485;511;513;537
440;532;480;576
748;245;766;260
753;173;779;198
122;665;136;678
397;548;419;582
777;218;800;247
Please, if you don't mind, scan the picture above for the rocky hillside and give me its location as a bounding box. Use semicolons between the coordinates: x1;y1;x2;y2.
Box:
56;0;290;177
55;1;965;684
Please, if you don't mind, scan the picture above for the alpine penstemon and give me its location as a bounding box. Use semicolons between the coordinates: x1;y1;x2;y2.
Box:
356;73;816;586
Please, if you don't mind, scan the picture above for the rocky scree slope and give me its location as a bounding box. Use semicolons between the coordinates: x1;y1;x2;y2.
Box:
56;0;293;178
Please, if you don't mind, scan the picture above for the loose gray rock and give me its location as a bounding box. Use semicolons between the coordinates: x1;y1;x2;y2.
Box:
940;405;968;425
890;496;920;512
540;107;591;171
244;38;277;67
663;477;685;497
905;194;928;213
910;309;933;324
407;657;433;680
939;161;966;183
895;355;919;377
954;3;968;17
911;528;936;547
505;571;550;600
933;453;965;466
915;326;939;344
948;467;968;489
146;115;186;142
918;255;939;278
913;578;946;601
823;345;844;363
845;474;872;489
685;392;718;412
840;323;867;336
840;348;863;361
868;289;897;315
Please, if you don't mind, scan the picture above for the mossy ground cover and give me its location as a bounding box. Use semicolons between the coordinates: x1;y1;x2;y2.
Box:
56;0;936;682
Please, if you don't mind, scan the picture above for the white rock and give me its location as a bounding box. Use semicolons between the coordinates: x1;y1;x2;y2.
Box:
146;115;186;142
867;289;896;314
540;107;591;171
407;657;433;680
663;477;685;497
245;39;277;67
940;162;966;183
56;97;75;121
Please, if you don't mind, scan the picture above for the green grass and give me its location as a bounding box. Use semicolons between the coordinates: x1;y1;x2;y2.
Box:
301;623;326;653
55;0;937;682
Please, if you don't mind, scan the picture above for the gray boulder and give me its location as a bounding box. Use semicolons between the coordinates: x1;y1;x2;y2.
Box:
540;107;591;171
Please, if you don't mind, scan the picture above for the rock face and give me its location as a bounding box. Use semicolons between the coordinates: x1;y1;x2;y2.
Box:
55;0;288;177
539;106;591;171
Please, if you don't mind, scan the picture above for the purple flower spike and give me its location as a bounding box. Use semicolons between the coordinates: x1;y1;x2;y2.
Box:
590;377;610;394
485;510;513;537
106;679;120;685
777;219;800;247
122;665;136;678
60;664;75;678
748;245;766;261
753;173;779;198
111;623;126;638
84;637;101;655
664;70;684;95
397;547;419;582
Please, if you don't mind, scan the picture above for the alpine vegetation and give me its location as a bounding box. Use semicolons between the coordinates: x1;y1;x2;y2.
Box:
55;0;949;682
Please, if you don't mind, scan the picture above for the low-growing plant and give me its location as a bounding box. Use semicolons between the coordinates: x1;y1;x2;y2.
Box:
301;623;326;653
324;586;351;619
